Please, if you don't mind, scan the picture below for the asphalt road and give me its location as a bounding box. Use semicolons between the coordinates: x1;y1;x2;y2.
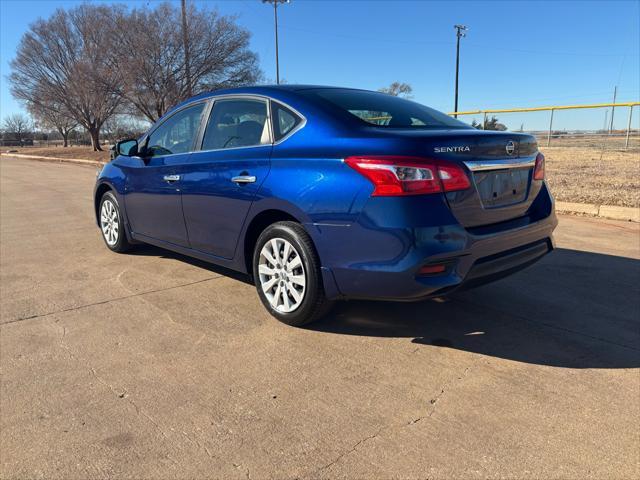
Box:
1;157;639;479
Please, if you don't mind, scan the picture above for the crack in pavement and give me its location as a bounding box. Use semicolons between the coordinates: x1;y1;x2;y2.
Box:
1;276;222;326
316;427;383;473
312;355;484;476
408;359;480;425
182;430;215;459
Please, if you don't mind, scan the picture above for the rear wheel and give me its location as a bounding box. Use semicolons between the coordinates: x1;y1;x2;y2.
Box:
253;221;332;326
99;191;132;253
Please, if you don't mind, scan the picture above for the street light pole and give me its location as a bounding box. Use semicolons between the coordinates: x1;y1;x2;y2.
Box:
453;24;468;118
262;0;290;85
181;0;192;97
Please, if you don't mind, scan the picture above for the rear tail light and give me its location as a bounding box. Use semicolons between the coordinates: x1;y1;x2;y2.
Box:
345;156;471;196
533;152;545;180
437;161;473;192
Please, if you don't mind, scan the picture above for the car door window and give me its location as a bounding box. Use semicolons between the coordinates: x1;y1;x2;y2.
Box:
146;103;205;157
201;99;270;150
272;102;303;141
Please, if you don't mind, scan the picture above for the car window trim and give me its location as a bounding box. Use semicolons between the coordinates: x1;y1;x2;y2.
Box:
139;98;210;158
138;94;307;158
194;94;307;153
270;100;306;144
196;95;273;153
193;99;215;154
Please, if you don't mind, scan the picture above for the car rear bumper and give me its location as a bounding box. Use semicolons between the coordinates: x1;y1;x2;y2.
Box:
309;183;557;301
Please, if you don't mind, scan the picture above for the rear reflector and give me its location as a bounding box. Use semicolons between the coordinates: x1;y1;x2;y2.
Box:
345;156;471;196
417;264;447;275
533;152;545;180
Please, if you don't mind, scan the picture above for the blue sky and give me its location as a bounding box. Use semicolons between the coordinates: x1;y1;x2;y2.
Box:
1;0;639;131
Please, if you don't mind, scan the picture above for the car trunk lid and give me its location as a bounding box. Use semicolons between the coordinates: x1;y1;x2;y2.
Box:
418;130;540;228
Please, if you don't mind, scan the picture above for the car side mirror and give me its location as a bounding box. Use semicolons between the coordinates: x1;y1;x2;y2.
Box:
116;139;139;157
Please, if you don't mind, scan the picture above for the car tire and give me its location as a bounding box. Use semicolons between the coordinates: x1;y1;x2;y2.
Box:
253;221;332;326
99;191;133;253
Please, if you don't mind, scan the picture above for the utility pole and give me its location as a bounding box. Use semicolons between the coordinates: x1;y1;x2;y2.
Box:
609;86;617;134
262;0;290;85
453;25;468;118
181;0;192;97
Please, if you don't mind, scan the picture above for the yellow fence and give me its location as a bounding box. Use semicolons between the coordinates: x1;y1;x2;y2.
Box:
449;102;640;148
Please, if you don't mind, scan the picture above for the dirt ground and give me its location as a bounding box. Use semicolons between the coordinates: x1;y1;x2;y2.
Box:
8;145;111;163
1;157;639;479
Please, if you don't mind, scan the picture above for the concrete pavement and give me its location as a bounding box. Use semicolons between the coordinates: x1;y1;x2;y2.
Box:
1;157;639;479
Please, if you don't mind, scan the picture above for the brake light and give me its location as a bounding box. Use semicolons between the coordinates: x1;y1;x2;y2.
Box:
345;156;470;196
533;152;545;180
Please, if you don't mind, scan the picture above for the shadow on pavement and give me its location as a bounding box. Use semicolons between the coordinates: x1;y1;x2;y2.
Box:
129;244;639;369
129;244;254;285
309;248;640;369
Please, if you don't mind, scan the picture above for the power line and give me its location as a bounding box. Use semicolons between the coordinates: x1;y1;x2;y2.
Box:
277;24;633;57
464;42;630;57
278;24;454;47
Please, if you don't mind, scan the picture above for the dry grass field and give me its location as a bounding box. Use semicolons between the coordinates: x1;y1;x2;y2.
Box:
6;142;639;208
542;146;639;207
533;133;639;150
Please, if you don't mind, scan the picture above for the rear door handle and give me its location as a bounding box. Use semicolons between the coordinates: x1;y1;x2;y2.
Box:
163;174;180;182
231;175;256;184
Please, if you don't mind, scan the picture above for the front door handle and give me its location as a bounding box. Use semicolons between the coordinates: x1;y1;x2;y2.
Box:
231;175;256;184
163;174;180;182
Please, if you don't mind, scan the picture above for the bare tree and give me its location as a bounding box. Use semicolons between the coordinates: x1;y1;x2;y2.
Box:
114;2;262;122
2;113;32;146
28;102;77;147
379;82;413;98
480;116;507;131
102;115;149;144
9;5;122;150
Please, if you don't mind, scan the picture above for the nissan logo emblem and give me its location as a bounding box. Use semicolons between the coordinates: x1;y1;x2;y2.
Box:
506;141;515;156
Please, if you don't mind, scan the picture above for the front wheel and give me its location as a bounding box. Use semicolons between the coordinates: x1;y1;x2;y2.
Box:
253;221;332;326
99;191;133;253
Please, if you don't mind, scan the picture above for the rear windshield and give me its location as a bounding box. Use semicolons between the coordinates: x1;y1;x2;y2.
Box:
308;89;470;129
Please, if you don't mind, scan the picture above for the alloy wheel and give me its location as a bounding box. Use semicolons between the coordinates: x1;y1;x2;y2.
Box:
258;237;306;313
100;199;119;246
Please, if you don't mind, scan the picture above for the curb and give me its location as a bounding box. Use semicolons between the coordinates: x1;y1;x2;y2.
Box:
1;152;104;167
556;201;639;223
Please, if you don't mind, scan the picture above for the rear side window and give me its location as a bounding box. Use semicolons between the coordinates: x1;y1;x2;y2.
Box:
308;89;470;129
202;99;270;150
272;102;303;141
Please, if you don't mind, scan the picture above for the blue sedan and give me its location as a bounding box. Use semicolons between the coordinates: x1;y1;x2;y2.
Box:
95;85;557;326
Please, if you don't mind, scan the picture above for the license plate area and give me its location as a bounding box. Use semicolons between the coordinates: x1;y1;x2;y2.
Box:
473;168;531;208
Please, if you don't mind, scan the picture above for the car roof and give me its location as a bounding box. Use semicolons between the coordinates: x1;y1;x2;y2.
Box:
209;84;366;93
165;84;372;116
